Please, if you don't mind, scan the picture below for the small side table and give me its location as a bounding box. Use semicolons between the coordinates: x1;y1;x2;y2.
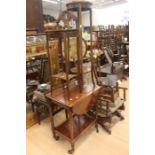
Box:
46;84;101;154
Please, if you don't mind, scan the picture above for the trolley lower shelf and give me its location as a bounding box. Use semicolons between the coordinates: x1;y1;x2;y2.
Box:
55;114;95;142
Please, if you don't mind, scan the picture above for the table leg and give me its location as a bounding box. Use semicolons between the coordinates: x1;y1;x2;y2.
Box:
95;101;99;133
48;101;59;140
36;108;41;125
68;143;75;154
68;108;75;154
65;109;68;119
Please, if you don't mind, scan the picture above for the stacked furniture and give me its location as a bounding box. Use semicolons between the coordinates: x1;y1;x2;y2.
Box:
26;1;128;153
45;1;101;154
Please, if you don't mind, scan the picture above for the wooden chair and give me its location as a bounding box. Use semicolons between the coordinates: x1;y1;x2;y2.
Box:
92;56;127;134
32;87;68;125
98;47;124;80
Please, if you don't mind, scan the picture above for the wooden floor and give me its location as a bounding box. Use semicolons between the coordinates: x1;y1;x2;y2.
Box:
26;79;128;155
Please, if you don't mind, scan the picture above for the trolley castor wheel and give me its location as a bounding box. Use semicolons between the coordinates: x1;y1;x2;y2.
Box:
96;127;99;133
54;135;59;141
68;149;74;154
68;144;74;154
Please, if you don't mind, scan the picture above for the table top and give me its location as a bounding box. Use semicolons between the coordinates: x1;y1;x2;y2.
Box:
45;82;101;110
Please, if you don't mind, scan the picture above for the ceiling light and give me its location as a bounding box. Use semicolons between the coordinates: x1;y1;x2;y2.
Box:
42;0;58;4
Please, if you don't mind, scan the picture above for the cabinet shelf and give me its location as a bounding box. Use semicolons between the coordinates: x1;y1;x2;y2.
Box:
26;42;46;48
26;51;47;59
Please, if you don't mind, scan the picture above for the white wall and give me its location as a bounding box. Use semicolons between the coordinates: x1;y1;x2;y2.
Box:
43;2;129;25
82;3;129;26
43;9;59;18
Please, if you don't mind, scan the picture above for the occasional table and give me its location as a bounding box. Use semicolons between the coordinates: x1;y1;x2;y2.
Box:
46;83;101;154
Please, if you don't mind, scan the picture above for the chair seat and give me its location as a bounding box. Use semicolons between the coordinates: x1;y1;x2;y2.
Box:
98;97;124;117
99;63;124;74
32;90;47;103
100;64;112;74
99;75;118;87
113;63;124;71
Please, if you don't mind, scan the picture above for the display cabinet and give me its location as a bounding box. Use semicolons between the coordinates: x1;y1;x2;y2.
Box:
26;33;47;59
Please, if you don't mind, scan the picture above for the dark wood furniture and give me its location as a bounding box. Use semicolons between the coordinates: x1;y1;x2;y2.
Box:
120;41;129;76
32;88;67;125
26;0;44;32
26;31;49;123
46;29;83;95
45;29;101;154
93;25;126;52
66;1;95;86
120;41;129;59
92;56;127;134
57;9;88;63
46;82;101;153
45;1;101;154
96;47;124;80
